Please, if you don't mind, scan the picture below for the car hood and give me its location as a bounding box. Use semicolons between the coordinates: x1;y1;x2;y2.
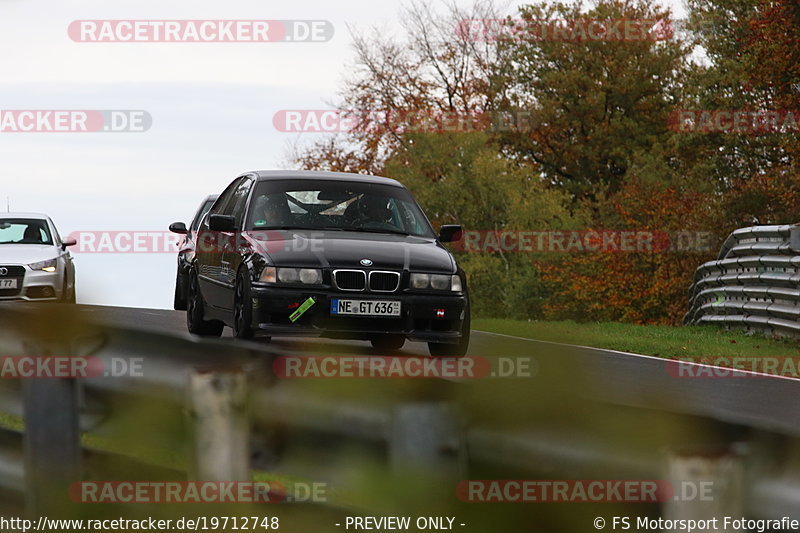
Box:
245;230;455;273
0;244;60;265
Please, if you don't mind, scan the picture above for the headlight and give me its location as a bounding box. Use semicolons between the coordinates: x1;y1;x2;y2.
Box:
410;273;430;289
278;268;299;283
29;258;57;272
259;266;277;283
274;267;322;285
430;274;451;290
409;273;461;291
299;268;322;284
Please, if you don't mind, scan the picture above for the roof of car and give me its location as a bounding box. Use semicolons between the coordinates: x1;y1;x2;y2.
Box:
250;170;404;188
0;212;49;220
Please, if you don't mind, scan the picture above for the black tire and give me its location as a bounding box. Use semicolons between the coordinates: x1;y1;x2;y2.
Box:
62;276;76;304
174;270;187;311
233;269;255;340
370;334;405;352
186;272;224;337
428;305;470;357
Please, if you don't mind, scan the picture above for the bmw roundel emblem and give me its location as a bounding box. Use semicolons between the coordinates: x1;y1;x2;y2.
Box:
360;258;373;266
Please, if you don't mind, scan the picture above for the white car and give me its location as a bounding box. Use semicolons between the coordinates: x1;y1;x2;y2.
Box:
0;213;77;302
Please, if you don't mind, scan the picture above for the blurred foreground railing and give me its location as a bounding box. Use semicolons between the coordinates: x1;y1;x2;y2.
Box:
1;304;800;525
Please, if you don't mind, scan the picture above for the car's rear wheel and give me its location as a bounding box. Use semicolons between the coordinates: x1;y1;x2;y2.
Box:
233;269;255;340
428;306;470;357
174;270;187;310
187;272;224;337
370;334;405;352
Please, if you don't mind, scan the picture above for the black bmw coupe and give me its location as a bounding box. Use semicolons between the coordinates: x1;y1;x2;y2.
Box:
187;170;469;356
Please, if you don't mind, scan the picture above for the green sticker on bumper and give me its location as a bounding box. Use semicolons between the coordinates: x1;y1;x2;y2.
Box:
289;297;316;323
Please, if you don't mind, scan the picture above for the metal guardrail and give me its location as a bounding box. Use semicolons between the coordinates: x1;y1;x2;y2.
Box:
685;224;800;335
1;304;800;521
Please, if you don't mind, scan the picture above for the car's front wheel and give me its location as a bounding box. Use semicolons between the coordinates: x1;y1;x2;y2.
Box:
187;272;224;337
174;269;187;310
233;269;255;340
62;277;76;304
428;306;470;357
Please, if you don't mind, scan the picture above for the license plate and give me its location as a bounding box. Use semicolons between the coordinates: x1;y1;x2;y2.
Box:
0;279;17;289
331;299;401;317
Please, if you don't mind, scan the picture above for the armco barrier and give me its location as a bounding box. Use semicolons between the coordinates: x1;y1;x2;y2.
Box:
685;224;800;335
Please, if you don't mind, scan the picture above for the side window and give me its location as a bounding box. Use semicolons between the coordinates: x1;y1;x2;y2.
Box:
191;199;216;232
224;177;254;228
208;178;242;222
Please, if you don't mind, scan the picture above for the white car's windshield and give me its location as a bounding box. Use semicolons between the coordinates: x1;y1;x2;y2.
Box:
0;219;53;245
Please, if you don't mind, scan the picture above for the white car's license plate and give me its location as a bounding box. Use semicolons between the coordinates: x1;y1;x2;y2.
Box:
0;279;17;289
331;299;401;317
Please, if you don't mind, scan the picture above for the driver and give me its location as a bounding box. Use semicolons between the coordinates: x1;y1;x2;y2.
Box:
21;225;43;244
259;194;291;227
358;195;392;225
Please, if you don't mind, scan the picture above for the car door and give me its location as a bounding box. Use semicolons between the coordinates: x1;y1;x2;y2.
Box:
219;175;255;311
197;178;241;309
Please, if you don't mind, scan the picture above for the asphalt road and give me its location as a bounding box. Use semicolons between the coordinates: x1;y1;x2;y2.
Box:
76;303;541;358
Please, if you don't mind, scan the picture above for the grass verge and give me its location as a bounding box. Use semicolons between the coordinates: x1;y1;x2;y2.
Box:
473;318;800;360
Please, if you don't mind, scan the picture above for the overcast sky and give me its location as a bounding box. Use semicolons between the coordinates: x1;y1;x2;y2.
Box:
0;0;686;309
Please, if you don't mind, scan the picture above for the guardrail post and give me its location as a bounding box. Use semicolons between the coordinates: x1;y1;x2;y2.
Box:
22;373;81;516
661;449;745;531
390;402;464;481
187;369;250;481
790;224;800;253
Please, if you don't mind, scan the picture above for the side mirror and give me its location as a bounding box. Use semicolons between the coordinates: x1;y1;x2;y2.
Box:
208;214;236;232
169;222;188;235
61;237;77;251
439;224;463;243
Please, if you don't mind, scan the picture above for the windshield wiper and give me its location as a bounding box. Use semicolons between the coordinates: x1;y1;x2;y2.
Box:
350;226;410;236
252;225;348;232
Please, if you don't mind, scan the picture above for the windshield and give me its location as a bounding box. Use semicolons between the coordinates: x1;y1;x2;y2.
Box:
0;219;53;245
245;180;435;238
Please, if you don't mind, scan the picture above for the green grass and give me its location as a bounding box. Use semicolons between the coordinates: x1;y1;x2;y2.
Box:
0;412;22;431
473;318;800;360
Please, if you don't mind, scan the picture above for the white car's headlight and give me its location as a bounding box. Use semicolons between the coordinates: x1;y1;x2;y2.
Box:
28;258;58;272
410;273;462;291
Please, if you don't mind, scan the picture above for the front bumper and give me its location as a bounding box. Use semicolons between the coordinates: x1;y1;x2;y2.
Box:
0;265;63;302
250;285;467;343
